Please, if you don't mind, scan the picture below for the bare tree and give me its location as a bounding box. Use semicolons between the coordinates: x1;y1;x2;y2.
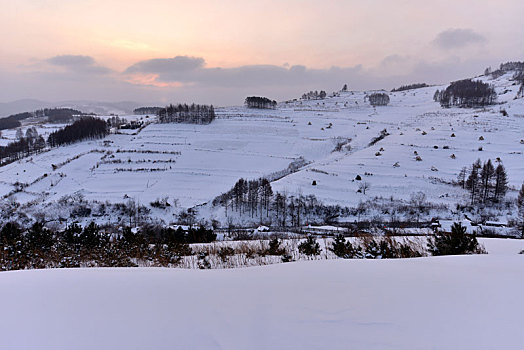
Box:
356;201;366;223
457;167;467;189
358;182;370;195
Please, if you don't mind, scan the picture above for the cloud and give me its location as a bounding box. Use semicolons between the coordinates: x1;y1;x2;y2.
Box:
375;55;419;76
432;28;486;50
47;55;95;66
118;54;499;105
125;56;205;74
3;52;500;107
45;54;111;74
124;57;363;89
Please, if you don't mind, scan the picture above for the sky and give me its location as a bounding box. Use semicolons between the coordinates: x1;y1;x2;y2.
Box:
1;0;523;107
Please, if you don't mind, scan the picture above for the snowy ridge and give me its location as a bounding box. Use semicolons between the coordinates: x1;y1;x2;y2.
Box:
0;71;523;226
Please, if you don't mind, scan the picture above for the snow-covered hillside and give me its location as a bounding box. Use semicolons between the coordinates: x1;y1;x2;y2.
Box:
1;238;523;350
1;71;523;226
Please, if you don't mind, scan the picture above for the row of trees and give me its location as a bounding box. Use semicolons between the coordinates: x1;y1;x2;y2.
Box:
0;117;21;130
484;62;524;79
329;234;423;259
5;112;33;121
513;72;524;98
512;71;524;84
0;111;33;131
213;178;351;226
0;109;87;131
213;178;274;218
391;83;428;92
106;116;128;128
309;222;484;259
34;108;85;123
434;79;496;108
0;221;215;271
245;96;277;109
0;127;46;165
499;61;524;72
0;219;487;271
106;116;143;130
301;90;327;100
1;117;108;165
134;107;163;115
457;159;508;205
157;104;215;124
368;93;390;106
48;117;108;147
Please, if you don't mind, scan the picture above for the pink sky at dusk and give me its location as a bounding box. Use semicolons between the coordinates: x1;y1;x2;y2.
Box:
1;0;523;106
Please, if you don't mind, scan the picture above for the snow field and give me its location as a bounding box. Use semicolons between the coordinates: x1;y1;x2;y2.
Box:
0;72;522;225
1;246;523;349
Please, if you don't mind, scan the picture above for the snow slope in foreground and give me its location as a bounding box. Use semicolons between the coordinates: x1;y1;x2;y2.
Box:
1;251;523;350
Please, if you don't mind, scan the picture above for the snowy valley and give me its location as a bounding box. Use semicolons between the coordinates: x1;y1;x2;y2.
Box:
0;67;523;235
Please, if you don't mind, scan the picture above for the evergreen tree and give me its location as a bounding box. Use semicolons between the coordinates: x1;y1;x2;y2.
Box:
0;222;24;270
330;234;359;259
157;103;215;124
433;90;440;102
517;184;524;236
493;163;508;202
391;83;428;92
428;222;481;256
301;90;328;100
480;159;495;203
260;178;273;217
438;79;496;108
273;192;287;227
466;159;481;204
26;221;54;253
134;107;163;115
464;159;509;205
267;237;285;255
0;222;22;246
298;235;321;256
244;96;277;109
48;117;108;147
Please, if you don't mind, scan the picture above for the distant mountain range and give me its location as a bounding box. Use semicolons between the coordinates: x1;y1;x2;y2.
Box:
0;99;159;117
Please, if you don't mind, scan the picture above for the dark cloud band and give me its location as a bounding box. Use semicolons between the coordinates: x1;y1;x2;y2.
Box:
433;28;486;50
45;55;112;75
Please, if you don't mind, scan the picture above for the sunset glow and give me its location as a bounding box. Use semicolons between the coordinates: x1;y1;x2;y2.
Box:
1;0;523;105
